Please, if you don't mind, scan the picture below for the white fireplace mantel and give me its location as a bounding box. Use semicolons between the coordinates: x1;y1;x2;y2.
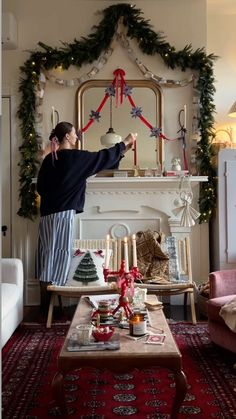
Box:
74;176;208;239
71;175;209;289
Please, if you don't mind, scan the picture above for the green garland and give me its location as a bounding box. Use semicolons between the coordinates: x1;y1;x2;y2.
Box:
17;3;217;222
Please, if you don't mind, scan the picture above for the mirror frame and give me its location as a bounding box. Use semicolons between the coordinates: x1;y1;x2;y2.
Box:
76;79;164;168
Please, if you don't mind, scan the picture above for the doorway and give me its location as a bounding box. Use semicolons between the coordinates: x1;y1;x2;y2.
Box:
1;96;12;257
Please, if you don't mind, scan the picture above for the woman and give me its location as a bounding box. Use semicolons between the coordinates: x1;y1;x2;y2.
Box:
36;121;135;309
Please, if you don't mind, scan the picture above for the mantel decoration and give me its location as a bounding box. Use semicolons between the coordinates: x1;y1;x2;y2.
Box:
17;3;217;222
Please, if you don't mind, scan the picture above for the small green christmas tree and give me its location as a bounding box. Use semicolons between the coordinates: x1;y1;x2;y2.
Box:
73;251;99;283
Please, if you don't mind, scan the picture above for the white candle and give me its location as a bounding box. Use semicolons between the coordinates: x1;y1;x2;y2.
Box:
52;106;55;128
124;236;129;273
183;104;187;129
132;234;137;267
104;234;110;269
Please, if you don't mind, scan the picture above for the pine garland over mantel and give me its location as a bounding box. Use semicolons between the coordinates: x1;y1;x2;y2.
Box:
17;2;217;222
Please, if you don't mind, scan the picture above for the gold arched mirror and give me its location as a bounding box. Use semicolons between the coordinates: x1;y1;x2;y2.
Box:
76;79;163;170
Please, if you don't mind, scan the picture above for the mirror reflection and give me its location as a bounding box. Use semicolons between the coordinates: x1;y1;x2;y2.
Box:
76;80;163;169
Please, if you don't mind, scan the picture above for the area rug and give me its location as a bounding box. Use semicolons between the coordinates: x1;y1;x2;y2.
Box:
2;322;236;418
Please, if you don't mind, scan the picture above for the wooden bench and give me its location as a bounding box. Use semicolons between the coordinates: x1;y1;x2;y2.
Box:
46;236;196;327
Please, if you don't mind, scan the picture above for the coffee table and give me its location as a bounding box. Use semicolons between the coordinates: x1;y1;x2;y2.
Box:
52;295;187;418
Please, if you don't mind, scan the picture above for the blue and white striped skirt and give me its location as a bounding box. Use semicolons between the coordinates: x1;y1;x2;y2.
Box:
35;210;75;286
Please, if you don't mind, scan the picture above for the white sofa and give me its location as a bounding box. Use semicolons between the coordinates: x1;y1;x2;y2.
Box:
1;258;24;348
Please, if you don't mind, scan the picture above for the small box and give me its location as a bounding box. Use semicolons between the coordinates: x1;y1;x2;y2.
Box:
113;171;128;178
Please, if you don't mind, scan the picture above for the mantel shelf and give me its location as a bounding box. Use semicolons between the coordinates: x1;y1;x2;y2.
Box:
86;175;208;193
88;176;207;184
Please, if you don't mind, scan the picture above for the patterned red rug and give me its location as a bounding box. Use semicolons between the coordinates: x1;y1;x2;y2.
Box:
2;322;236;418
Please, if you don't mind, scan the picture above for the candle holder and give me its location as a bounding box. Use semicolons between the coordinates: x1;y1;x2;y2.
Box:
178;109;188;172
103;261;143;319
133;165;140;177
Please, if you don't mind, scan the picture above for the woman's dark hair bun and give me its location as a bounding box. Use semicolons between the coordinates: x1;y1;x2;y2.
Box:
49;129;56;141
48;121;73;143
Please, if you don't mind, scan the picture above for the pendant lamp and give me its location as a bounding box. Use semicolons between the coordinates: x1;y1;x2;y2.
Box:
100;97;122;146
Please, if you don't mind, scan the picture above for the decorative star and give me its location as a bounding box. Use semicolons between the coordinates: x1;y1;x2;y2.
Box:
124;85;133;97
131;106;142;118
105;85;115;96
89;110;101;122
150;127;162;138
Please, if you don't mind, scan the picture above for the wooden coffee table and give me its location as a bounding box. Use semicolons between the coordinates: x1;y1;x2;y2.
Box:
52;295;187;418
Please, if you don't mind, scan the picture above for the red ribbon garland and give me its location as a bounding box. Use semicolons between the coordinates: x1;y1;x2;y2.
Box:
80;68;188;169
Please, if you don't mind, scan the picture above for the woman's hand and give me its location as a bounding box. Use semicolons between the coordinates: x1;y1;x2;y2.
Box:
123;133;137;153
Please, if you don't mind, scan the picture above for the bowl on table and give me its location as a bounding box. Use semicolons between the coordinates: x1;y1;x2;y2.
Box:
92;326;114;342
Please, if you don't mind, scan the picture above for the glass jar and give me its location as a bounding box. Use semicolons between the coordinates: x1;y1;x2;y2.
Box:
98;300;111;322
129;313;147;336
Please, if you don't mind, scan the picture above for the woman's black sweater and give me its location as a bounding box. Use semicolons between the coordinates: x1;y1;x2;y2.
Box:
37;142;126;216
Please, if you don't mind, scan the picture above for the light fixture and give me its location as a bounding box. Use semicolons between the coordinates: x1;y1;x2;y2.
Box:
228;101;236;118
100;97;122;146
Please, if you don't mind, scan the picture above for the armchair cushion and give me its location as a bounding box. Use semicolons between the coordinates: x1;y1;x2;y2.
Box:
207;295;235;324
207;269;236;353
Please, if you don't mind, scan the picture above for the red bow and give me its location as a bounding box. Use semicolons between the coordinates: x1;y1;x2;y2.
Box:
94;250;104;258
113;68;126;107
74;249;85;257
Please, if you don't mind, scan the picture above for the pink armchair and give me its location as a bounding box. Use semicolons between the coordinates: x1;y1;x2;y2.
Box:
206;269;236;353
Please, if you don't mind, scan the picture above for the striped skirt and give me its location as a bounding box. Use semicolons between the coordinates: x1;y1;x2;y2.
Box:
35;210;75;286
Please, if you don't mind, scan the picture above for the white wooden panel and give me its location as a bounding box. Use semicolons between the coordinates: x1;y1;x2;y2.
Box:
226;160;236;263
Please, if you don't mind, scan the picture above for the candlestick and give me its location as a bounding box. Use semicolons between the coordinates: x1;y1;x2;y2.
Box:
132;234;137;267
133;139;137;166
123;236;129;273
132;133;138;167
52;106;55;129
183;104;187;129
104;234;110;269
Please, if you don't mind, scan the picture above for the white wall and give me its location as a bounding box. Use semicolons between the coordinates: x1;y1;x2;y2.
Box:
2;0;211;304
207;0;236;142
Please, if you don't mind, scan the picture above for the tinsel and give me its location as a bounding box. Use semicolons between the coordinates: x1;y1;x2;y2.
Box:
17;3;217;221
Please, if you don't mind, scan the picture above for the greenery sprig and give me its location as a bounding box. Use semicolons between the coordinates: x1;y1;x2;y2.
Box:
17;3;217;222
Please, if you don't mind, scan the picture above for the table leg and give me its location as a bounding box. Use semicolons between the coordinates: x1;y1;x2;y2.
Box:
52;372;68;415
171;369;187;419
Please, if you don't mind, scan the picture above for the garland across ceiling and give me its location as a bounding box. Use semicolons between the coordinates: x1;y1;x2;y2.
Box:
17;2;217;222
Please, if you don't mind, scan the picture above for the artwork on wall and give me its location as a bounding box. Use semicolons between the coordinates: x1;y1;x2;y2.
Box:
17;3;217;222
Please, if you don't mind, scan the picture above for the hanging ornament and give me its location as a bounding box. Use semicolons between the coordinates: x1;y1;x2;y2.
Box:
89;110;101;122
172;177;200;227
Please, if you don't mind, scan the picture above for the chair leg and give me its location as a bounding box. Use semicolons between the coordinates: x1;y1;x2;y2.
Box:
189;292;197;325
46;292;56;328
57;295;63;312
